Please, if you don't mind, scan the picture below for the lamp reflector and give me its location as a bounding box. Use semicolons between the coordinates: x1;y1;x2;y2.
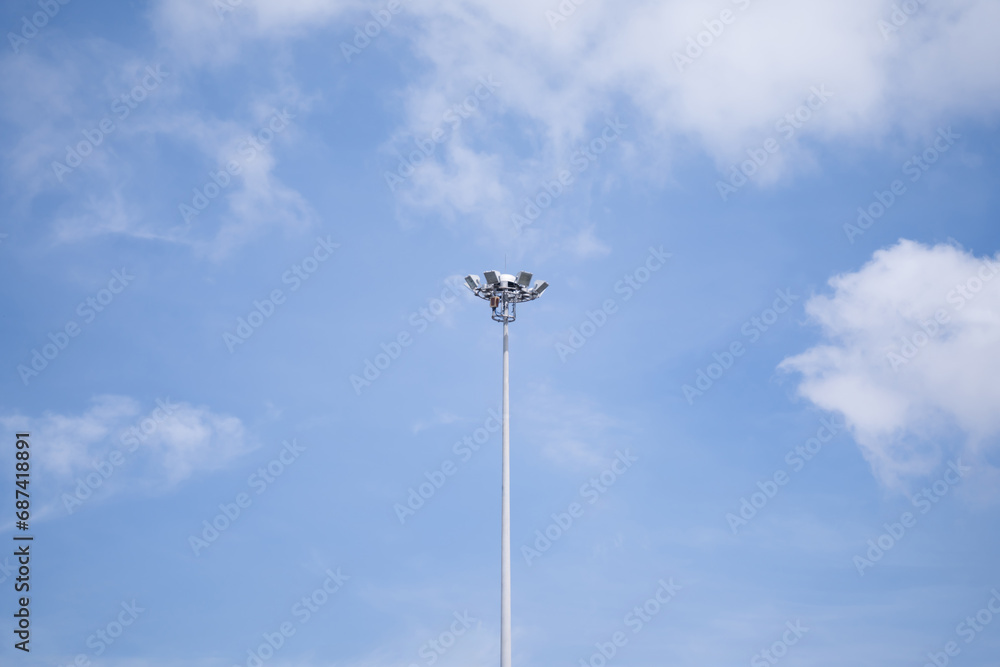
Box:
516;271;533;287
533;281;549;296
484;270;501;285
465;274;480;290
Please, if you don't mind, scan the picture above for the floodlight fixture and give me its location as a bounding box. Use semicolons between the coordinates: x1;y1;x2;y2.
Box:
468;268;547;324
465;274;481;290
466;267;548;667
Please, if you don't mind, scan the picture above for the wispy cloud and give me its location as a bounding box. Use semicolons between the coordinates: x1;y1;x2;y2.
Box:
0;395;255;512
519;383;629;471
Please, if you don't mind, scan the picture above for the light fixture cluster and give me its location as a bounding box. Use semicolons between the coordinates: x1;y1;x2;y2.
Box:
465;270;548;323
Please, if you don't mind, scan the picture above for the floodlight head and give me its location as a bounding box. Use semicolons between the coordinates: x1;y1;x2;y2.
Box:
469;268;547;323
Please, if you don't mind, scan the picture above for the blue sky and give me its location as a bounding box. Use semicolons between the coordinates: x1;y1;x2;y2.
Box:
2;0;1000;665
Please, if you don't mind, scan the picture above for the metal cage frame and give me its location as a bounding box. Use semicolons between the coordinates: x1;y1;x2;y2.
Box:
467;273;546;323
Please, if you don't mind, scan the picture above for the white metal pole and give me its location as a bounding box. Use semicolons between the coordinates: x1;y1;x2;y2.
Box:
501;319;511;667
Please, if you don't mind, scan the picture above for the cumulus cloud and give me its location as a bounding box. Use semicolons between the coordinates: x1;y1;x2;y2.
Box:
780;240;1000;490
373;0;1000;245
9;0;1000;257
0;395;255;508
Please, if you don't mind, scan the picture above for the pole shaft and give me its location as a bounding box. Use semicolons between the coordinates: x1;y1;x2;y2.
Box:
501;320;511;667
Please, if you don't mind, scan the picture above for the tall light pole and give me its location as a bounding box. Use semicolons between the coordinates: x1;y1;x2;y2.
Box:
465;270;549;667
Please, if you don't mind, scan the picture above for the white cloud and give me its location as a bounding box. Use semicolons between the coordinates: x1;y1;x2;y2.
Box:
52;188;182;245
780;239;1000;490
0;41;143;202
567;224;612;260
0;37;317;257
520;384;628;471
2;395;141;478
411;409;461;434
151;0;362;65
0;395;255;502
140;401;251;484
380;0;1000;238
9;0;1000;257
198;136;318;260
